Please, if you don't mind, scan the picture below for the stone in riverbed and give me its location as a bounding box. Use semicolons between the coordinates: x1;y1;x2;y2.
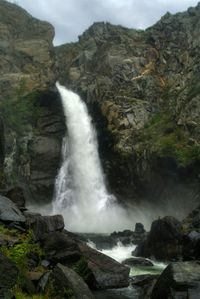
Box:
151;261;200;299
0;195;25;223
122;257;153;267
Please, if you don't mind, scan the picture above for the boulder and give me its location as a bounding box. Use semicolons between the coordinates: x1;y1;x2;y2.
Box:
47;263;95;299
134;216;182;261
0;195;25;223
40;231;81;265
131;274;159;299
78;242;130;289
6;186;25;208
25;214;64;240
0;253;18;299
122;257;153;267
151;261;200;299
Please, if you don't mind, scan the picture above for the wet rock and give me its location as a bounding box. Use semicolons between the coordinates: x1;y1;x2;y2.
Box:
40;231;81;265
131;274;159;287
151;261;200;299
78;242;130;289
0;195;25;223
131;274;159;299
122;257;153;267
47;263;95;299
110;223;147;246
0;253;18;299
78;233;117;250
25;214;64;240
134;216;182;261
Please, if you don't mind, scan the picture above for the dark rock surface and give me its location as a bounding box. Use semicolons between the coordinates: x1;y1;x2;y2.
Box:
0;253;18;299
78;242;130;289
25;214;64;240
111;223;147;246
0;1;64;204
122;257;153;267
40;231;81;265
48;263;95;299
151;261;200;299
131;274;159;299
134;216;182;261
0;195;25;223
5;186;25;208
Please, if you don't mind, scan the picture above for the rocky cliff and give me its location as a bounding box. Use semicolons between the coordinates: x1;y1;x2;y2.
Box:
55;3;200;212
0;0;64;203
0;0;200;212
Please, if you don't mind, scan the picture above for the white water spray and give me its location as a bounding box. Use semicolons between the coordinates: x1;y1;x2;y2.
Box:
52;83;133;232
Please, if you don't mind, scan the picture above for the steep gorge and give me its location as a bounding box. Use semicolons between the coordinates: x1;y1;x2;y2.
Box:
0;0;200;218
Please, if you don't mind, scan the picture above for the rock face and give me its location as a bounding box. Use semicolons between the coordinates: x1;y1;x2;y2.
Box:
0;0;55;96
151;261;200;299
25;214;64;240
1;0;200;211
0;1;64;203
55;4;200;211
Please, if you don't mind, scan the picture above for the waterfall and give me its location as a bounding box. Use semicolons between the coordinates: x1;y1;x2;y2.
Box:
53;82;132;233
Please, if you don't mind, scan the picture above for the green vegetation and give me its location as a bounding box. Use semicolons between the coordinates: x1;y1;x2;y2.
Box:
0;79;42;134
0;228;43;269
136;112;200;167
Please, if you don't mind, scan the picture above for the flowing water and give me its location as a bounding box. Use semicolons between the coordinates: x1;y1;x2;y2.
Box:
52;83;133;232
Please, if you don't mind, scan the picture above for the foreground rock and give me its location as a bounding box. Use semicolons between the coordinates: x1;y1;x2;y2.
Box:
25;214;64;240
0;254;18;299
0;195;25;223
40;231;81;265
151;261;200;299
47;263;95;299
131;274;159;299
134;216;182;260
78;242;130;289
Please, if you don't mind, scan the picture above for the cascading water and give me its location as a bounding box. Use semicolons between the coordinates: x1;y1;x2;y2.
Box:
53;82;133;233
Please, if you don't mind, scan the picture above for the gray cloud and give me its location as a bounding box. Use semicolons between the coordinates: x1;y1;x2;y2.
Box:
9;0;198;45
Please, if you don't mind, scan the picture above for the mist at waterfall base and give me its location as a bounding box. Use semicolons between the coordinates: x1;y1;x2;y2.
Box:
52;82;134;233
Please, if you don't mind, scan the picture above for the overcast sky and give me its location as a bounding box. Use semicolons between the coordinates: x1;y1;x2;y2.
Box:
9;0;198;45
